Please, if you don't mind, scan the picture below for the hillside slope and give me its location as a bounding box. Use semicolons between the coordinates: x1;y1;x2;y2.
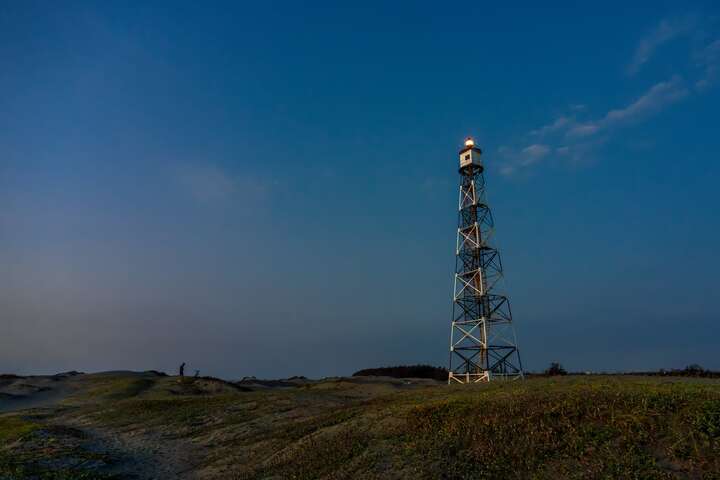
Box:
0;373;718;479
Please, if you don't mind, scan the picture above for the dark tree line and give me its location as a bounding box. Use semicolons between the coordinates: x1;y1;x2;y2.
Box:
648;364;719;378
545;362;568;376
353;365;448;381
353;363;719;380
535;362;719;378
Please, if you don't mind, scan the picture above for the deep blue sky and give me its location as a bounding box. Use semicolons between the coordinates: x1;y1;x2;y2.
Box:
2;2;719;378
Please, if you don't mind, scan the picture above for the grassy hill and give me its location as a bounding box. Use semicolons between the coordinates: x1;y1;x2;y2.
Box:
0;372;719;479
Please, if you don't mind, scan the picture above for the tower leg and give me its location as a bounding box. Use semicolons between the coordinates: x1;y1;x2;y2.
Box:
448;151;523;384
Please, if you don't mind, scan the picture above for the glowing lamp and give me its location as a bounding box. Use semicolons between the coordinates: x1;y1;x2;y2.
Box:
459;137;482;169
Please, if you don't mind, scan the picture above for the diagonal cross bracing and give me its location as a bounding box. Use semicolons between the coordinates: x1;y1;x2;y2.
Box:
448;141;524;384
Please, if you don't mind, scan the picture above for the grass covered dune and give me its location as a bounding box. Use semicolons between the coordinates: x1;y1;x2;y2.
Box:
0;374;719;479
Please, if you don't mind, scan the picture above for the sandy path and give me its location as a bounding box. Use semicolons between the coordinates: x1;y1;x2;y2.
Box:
59;418;203;479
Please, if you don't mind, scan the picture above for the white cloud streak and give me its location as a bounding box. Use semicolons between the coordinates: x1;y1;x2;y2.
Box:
696;39;720;91
498;15;717;177
500;76;690;176
627;16;695;75
567;75;689;138
522;144;550;160
530;116;574;137
498;144;551;175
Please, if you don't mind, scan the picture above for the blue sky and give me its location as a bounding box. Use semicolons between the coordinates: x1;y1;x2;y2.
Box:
1;2;719;378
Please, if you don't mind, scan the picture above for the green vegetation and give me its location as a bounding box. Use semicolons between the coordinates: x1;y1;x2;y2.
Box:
399;379;720;479
0;417;118;479
78;375;157;401
1;374;719;478
229;377;720;479
0;415;39;443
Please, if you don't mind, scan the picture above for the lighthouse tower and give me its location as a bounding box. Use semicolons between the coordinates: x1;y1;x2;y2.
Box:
448;138;523;383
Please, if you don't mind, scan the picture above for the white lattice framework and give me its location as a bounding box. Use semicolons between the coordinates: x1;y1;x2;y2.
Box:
449;140;523;384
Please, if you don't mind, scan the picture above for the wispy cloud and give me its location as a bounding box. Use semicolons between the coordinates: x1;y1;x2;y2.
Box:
176;164;266;204
603;76;689;122
530;116;574;137
500;76;690;176
497;144;551;176
695;39;720;90
627;16;696;75
498;12;720;177
567;75;689;138
522;144;551;159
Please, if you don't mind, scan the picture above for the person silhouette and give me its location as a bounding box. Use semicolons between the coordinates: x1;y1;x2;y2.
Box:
179;362;186;377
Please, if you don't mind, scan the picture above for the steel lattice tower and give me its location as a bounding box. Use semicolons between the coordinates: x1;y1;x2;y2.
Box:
448;138;523;384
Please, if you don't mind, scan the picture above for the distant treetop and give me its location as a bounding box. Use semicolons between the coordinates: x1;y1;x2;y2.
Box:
352;365;448;381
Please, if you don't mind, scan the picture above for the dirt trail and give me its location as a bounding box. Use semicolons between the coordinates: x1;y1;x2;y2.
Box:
0;371;444;478
0;371;207;478
61;418;202;479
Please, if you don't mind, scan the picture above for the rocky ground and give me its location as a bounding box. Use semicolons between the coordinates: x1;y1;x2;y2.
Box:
0;372;718;479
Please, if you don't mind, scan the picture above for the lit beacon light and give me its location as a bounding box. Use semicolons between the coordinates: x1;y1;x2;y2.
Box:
459;136;482;169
